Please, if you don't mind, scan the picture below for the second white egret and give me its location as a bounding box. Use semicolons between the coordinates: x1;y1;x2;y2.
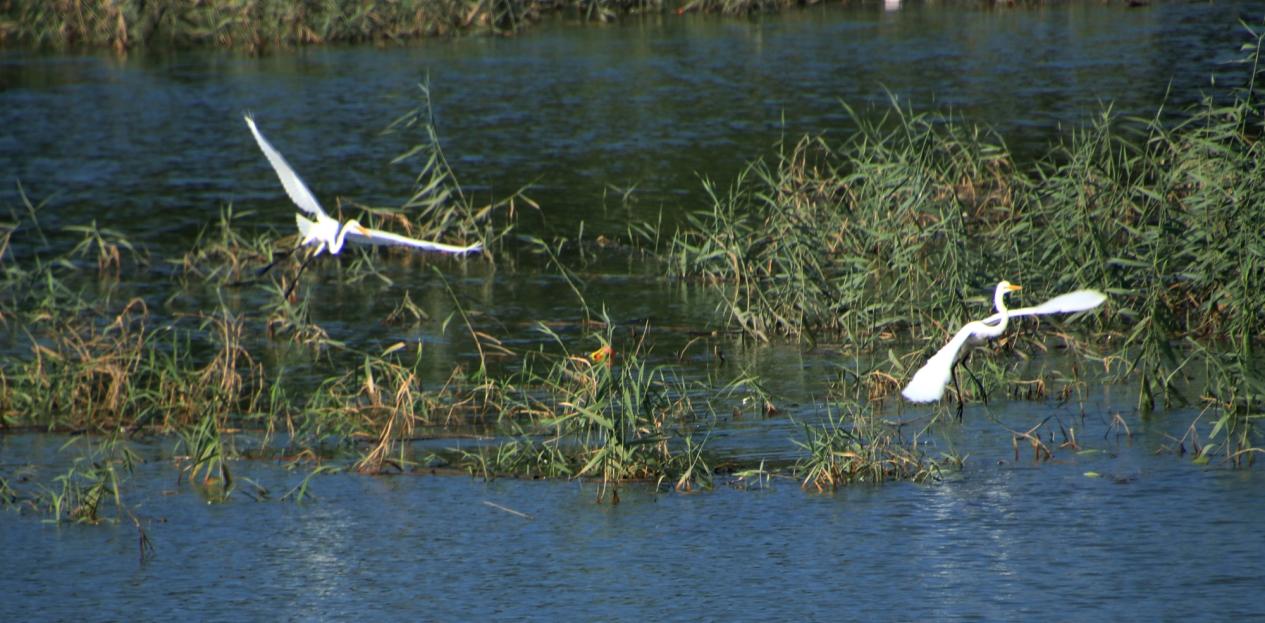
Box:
901;281;1106;404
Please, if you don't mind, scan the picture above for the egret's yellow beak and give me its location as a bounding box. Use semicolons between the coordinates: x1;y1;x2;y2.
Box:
1008;283;1023;292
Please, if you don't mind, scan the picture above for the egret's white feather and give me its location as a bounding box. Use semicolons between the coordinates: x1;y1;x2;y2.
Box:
244;114;328;219
295;213;316;241
346;226;483;255
901;322;981;402
1004;290;1107;318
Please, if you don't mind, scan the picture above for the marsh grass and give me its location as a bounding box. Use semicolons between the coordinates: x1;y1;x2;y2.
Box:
176;413;234;499
0;0;815;52
3;0;528;52
6;28;1265;548
36;434;142;523
664;31;1265;429
793;400;940;491
66;219;147;277
387;81;527;258
446;317;718;498
176;205;279;285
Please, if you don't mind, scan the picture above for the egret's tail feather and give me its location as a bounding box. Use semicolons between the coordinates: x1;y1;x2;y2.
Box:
295;213;316;241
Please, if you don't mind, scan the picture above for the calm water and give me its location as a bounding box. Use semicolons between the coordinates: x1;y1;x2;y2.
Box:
3;1;1265;619
4;409;1264;621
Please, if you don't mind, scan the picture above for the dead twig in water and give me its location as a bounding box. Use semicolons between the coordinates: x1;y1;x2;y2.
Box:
482;500;533;520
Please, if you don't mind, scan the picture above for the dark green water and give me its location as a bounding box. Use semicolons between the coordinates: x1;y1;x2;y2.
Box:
2;2;1264;619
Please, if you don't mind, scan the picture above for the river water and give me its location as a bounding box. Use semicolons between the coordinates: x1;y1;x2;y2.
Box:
2;2;1264;620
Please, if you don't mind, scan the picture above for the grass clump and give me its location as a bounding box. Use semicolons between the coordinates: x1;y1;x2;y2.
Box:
794;400;942;491
453;326;716;498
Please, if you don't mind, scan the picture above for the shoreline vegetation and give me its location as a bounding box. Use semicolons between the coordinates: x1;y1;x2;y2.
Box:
0;0;1098;53
3;0;824;53
1;22;1263;541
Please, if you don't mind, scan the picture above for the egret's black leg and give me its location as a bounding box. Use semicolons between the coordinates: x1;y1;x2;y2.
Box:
951;362;965;421
258;238;307;278
283;251;317;300
256;248;291;278
227;243;300;288
962;359;989;405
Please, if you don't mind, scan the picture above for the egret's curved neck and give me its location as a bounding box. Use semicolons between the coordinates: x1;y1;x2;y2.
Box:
329;221;357;255
993;285;1011;315
983;283;1015;333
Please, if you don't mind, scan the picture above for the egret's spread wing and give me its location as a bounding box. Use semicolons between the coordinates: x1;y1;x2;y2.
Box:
347;226;483;255
901;321;984;403
1007;289;1106;318
244;114;328;219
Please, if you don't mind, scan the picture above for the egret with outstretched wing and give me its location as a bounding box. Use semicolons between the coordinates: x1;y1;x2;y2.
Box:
243;114;481;290
901;281;1106;403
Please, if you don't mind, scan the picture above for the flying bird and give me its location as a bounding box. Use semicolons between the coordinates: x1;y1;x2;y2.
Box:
244;114;481;293
901;281;1106;404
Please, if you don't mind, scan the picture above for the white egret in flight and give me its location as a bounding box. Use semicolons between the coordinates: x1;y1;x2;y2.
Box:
243;114;481;293
901;281;1106;404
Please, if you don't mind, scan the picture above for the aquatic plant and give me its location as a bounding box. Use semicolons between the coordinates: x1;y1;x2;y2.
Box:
36;434;143;524
176;204;278;285
176;413;234;500
452;322;716;498
793;400;938;491
386;80;527;259
65;219;147;278
1;0;534;52
665;31;1265;414
0;0;824;52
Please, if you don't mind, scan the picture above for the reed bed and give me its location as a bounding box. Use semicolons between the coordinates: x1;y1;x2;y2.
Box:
666;97;1265;348
665;33;1265;419
2;0;540;52
0;0;817;52
0;202;939;508
1;0;1070;52
5;35;1265;540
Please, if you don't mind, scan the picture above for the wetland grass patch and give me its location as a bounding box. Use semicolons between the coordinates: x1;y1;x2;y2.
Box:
793;400;942;492
0;0;832;52
6;36;1265;548
664;39;1265;429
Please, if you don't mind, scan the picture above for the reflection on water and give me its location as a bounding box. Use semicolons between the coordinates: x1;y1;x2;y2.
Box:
3;3;1265;619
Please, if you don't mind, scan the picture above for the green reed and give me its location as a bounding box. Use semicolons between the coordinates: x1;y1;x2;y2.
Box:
34;434;142;523
793;399;941;491
177;204;279;286
453;333;717;497
2;0;529;52
665;30;1265;426
0;0;815;52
